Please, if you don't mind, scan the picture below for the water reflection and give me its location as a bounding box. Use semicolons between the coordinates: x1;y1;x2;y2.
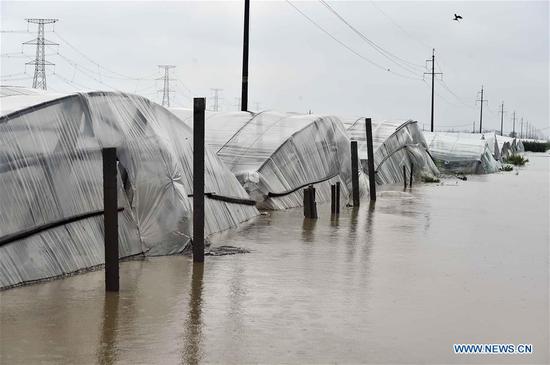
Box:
97;292;120;365
301;217;317;243
182;263;204;365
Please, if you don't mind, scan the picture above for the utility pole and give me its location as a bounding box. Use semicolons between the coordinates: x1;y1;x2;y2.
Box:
424;49;442;132
498;102;506;136
520;118;524;139
234;97;241;111
476;86;488;133
472;121;475;133
210;88;223;111
157;65;175;107
23;18;58;90
241;0;250;111
512;111;516;137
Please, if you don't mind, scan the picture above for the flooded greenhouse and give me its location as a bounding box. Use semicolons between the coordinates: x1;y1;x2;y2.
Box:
0;86;258;288
170;108;368;209
423;131;501;174
1;1;549;363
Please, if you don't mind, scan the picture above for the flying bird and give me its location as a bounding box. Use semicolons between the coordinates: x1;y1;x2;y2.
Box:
453;14;463;21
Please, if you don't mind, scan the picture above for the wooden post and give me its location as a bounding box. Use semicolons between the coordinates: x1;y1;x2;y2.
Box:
102;147;119;292
310;185;318;219
403;165;407;189
330;184;336;214
193;98;206;263
351;141;360;206
365;118;376;201
335;181;341;214
303;187;311;218
409;163;414;187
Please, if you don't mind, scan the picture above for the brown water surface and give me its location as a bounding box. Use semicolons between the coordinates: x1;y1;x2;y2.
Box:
1;153;548;364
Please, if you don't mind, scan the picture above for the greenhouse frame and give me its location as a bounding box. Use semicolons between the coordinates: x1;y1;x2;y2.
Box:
345;118;440;185
0;86;258;289
170;108;367;210
423;131;500;174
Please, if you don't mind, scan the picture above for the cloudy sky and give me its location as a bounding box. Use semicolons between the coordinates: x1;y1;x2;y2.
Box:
1;1;548;137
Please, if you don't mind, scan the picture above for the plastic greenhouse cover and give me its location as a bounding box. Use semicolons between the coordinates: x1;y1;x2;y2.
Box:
170;108;367;209
0;87;258;289
423;131;500;174
344;118;439;184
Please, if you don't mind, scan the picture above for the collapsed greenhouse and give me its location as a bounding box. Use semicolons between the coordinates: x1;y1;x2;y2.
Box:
170;108;367;210
496;135;524;160
0;86;258;289
423;131;501;174
345;118;440;184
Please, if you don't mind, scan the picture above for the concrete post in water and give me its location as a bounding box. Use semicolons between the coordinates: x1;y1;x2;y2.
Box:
351;141;360;207
331;184;336;214
365;118;376;201
102;147;119;292
403;165;407;189
193;98;206;263
409;163;414;187
335;181;341;214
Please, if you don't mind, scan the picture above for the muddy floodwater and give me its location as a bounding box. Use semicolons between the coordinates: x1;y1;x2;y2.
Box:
1;153;548;364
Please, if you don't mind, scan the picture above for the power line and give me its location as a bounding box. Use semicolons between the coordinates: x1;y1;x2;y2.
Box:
285;0;423;81
318;0;424;75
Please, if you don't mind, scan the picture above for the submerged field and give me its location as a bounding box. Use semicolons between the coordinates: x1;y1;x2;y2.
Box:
1;152;548;364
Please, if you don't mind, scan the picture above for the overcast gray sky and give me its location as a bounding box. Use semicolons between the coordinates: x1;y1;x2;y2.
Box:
1;1;548;136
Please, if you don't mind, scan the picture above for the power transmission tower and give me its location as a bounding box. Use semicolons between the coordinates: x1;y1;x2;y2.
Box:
23;18;58;90
498;102;506;136
476;86;488;133
157;65;175;107
424;49;442;132
210;88;223;111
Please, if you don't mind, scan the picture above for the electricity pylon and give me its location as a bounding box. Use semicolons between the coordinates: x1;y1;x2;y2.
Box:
23;18;58;90
158;65;175;107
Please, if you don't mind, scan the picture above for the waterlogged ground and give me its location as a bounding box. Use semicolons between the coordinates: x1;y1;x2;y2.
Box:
1;153;548;364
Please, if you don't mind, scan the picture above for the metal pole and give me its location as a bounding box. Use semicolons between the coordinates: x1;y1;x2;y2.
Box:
351;141;360;206
500;102;504;136
102;147;119;292
365;118;376;201
430;49;435;132
193;98;206;263
240;0;250;112
479;86;484;133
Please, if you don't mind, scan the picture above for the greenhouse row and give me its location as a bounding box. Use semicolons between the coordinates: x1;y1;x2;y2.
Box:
0;87;526;288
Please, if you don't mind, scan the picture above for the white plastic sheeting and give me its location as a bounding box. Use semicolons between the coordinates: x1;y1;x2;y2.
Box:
496;135;524;159
423;131;500;174
480;131;501;161
170;109;367;210
0;87;258;289
345;119;439;184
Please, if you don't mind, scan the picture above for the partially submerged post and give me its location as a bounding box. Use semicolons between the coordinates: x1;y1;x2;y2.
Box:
102;147;119;292
303;186;318;219
331;184;336;214
365;118;376;201
409;163;414;187
403;165;407;189
351;141;360;206
193;98;206;263
335;182;341;214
